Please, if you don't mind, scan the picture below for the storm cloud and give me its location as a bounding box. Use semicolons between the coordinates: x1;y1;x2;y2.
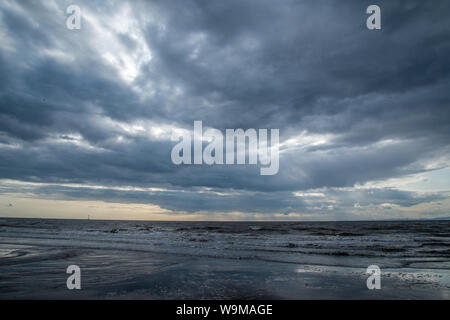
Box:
0;0;449;219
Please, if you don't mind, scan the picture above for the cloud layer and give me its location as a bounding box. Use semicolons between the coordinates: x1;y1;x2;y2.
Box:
0;0;449;219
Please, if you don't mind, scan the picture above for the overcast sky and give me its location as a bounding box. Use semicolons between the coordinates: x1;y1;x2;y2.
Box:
0;0;449;221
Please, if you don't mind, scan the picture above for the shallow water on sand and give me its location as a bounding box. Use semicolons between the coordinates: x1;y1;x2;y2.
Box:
0;218;449;299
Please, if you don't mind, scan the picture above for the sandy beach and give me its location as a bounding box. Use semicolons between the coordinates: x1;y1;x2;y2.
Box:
0;218;449;299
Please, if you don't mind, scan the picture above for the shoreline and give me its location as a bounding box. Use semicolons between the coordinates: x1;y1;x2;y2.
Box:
0;243;448;300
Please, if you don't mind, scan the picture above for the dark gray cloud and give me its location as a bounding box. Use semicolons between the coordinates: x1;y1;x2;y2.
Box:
0;0;449;218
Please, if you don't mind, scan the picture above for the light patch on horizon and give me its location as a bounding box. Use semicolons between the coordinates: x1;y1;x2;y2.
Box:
402;167;450;192
0;194;175;221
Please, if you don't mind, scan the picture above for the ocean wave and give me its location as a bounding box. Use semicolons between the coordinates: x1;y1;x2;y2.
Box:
1;218;449;269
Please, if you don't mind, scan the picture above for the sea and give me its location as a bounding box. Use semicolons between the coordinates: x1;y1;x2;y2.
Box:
0;218;449;299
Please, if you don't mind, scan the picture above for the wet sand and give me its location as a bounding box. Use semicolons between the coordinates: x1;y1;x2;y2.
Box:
0;243;448;299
